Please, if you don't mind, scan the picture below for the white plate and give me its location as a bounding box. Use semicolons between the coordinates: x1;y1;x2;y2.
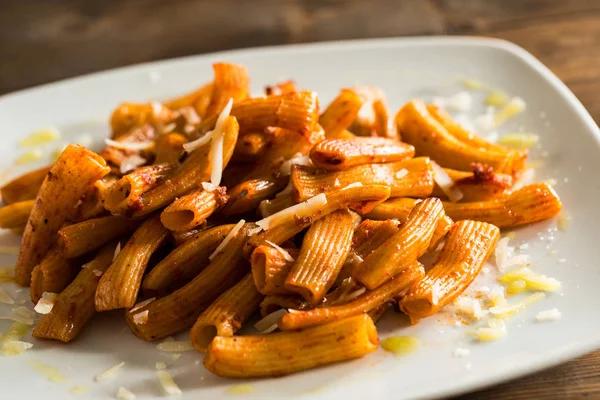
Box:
0;37;599;400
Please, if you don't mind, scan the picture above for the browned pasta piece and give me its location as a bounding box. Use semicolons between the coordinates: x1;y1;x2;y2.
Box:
102;124;156;166
258;192;295;217
126;223;252;340
265;80;298;96
203;63;250;118
309;137;415;171
292;157;433;202
0;199;34;231
103;164;174;214
131;116;238;217
109;102;177;139
1;166;51;204
400;220;500;319
232;131;271;162
319;89;365;139
373;98;396;138
142;224;234;296
204;314;378;378
160;187;228;232
245;184;391;257
15;145;110;286
260;294;310;316
353;198;444;289
285;209;355;305
347;86;385;137
33;242;117;342
95;215;170;311
190;273;263;352
432;164;513;202
164;83;213;115
223;179;282;215
70;175;116;222
154;133;187;165
280;262;424;330
57;215;139;258
171;226;206;246
443;182;562;228
251;245;300;295
396;100;526;175
30;247;82;303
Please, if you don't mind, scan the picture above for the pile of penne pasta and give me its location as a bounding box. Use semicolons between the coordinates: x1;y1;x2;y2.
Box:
0;62;562;378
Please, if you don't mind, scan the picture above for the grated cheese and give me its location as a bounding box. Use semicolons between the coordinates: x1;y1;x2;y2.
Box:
334;178;341;187
104;138;154;151
209;219;245;261
255;193;327;231
494;237;529;272
69;386;90;395
183;97;233;153
120;155;147;174
341;182;363;191
497;133;539;148
226;384;255;395
431;161;463;202
156;341;194;352
19;128;61;147
485;91;509;107
201;181;217;192
255;309;287;333
535;308;561;322
557;213;571;231
498;267;561;292
116;386;137;400
395;168;409;179
279;153;312;176
130;297;156;313
179;106;201;125
95;362;125;381
156;370;182;397
113;242;122;261
29;360;68;383
494;96;526;127
16;149;43;165
0;287;14;304
265;240;295;262
469;319;506;342
453;297;487;320
505;279;527;295
209;124;224;186
132;310;149;325
151;102;164;117
489;292;546;318
2;340;33;355
462;79;484;90
155;361;167;370
34;292;58;315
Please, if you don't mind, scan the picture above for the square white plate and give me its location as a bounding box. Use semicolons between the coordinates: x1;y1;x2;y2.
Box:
0;37;599;400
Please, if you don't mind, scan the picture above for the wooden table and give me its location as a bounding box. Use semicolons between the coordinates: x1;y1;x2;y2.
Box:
1;1;599;398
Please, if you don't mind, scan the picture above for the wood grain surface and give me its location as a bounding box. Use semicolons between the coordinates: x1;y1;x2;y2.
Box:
1;1;599;398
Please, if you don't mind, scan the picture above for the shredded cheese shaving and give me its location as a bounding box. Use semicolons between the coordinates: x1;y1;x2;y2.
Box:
179;106;201;125
498;133;539;148
19;128;61;147
431;161;463;202
255;193;327;231
535;308;562;322
156;341;194;352
494;96;526;127
453;297;487;320
201;181;217;192
209;219;245;261
34;292;58;314
557;213;571;231
494;237;529;272
155;361;167;370
498;267;561;292
2;340;33;355
279;153;312;176
16;149;44;165
265;240;295;262
130;297;156;313
489;292;546;318
156;370;182;397
120;155;147;174
210;124;225;186
255;309;287;333
95;362;125;381
470;319;507;342
0;287;14;305
395;168;409;179
334;178;341;187
29;361;68;383
113;242;122;261
132;310;149;325
485;91;509;107
341;182;363;191
183;97;233;153
104;138;153;151
116;386;137;400
69;386;90;395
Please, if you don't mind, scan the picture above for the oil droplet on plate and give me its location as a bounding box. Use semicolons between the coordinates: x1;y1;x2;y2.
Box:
380;336;421;356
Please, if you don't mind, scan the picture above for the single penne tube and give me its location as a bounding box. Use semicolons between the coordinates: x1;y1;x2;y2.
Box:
396;100;526;174
443;183;562;228
95;215;170;311
291;157;434;202
126;223;252;340
244;185;391;257
280;262;424;330
347;86;385;137
372;98;396;138
154;133;187;165
57;215;139;258
353;198;445;289
103;164;175;214
232;131;271;162
164;82;213;114
190;273;263;352
285;209;355;305
251;245;300;295
160;187;227;232
223;179;282;215
203;63;250;118
131;116;238;217
204;314;379;378
32;242;117;342
109;102;177;139
260;294;311;316
0;199;34;230
142;224;234;296
1;165;51;204
30;247;82;303
400;220;500;319
70;175;117;222
309;137;415;170
319;89;365;139
171;226;206;246
258;192;296;218
432;165;513;202
15;145;110;286
102;124;156;166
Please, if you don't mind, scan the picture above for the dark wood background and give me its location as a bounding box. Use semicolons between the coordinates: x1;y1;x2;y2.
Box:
1;1;599;398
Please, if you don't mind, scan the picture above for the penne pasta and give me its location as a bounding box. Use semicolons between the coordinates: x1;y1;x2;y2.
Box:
400;220;500;319
164;83;213;115
32;242;117;342
57;215;139;258
203;63;250;118
204;314;378;377
109;102;177;139
131;116;238;217
69;175;117;222
432;164;513;202
260;294;310;316
126;223;252;340
319;89;365;139
251;245;300;295
160;187;228;232
347;86;385;137
265;80;298;96
0;199;34;231
15;145;110;286
30;247;81;303
353;198;445;289
309;137;415;171
443;183;562;228
102;124;156;166
223;179;282;215
232;131;271;162
95;215;170;311
258;192;295;218
292;157;434;202
280;262;424;330
154;133;187;165
373;98;396;139
285;209;355;305
1;165;51;204
396;100;526;175
190;273;263;352
171;226;206;246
